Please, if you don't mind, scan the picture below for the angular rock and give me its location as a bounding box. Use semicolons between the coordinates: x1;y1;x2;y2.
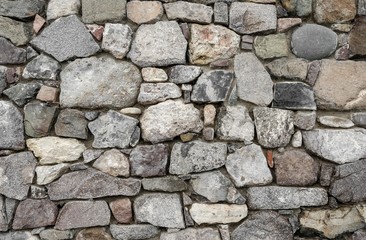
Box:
134;193;185;228
30;15;99;62
0;16;31;46
234;53;273;106
47;0;80;20
318;116;354;128
229;2;277;34
142;176;187;192
55;109;88;139
12;199;58;230
278;18;302;32
138;83;181;105
214;2;228;25
76;228;112;240
0;37;26;64
23;54;61;80
93;149;129;177
169;65;202;84
3;82;41;107
82;0;126;23
291;24;337;61
254;107;294;148
247;186;328;209
55;201;110;230
109;198;132;224
39;229;74;240
232;211;293;240
36;163;69;185
189;24;240;65
161;228;220;240
0;0;45;19
0;101;24;149
294;111;316;130
314;0;356;24
273;82;316;110
33;14;46;34
110;224;159;240
140;100;203;143
190;203;248;224
266;58;308;80
24;102;56;138
141;68;167;82
36;85;58;103
83;149;103;163
102;24;132;59
254;33;289;59
127;1;163;24
128;21;187;67
26;137;85;165
349;17;366;56
170;140;227;175
292;130;303;147
164;2;213;24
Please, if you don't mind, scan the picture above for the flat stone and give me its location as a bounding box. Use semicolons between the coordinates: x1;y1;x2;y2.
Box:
0;37;26;64
83;149;104;163
3;82;41;107
36;85;58;103
26;137;85;165
303;129;366;164
140;100;203;143
161;228;220;240
55;201;110;230
93;149;129;177
232;211;293;240
60;56;141;108
141;68;168;82
266;58;308;80
0;101;24;149
76;228;112;240
0;0;46;19
318;116;354;128
12;199;58;230
127;1;163;24
169;65;202;84
170;140;227;175
349;17;366;55
36;163;69;185
247;186;328;209
142;176;187;192
229;2;277;34
294;111;316;130
33;14;46;34
273;82;316;110
134;193;185;228
55;109;88;139
234;53;273;106
128;21;187;67
47;0;80;20
214;2;228;25
88;110;139;148
291;24;337;60
102;24;132;59
81;0;126;23
190;203;248;224
138;83;181;105
109;198;132;224
278;18;302;32
0;16;31;46
23;54;61;81
110;224;159;240
0;231;39;240
164;1;213;24
189;24;239;65
254;33;289;59
39;229;73;240
314;0;356;24
254;107;294;148
120;107;142;115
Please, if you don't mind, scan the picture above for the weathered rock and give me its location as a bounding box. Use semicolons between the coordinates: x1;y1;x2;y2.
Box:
294;111;316;130
303;129;366;164
120;108;141;116
26;136;85;164
102;24;132;59
359;0;366;15
36;163;69;185
291;130;302;147
266;58;308;80
232;211;293;240
33;14;46;34
23;54;61;80
214;2;228;25
3;82;41;107
60;56;141;108
164;2;213;24
142;176;187;192
314;0;356;24
189;24;240;65
229;2;277;34
278;18;302;32
134;193;185;228
0;101;25;149
83;149;104;163
349;17;366;56
39;229;74;240
273;82;316;110
254;107;294;148
0;16;31;46
86;24;104;41
140;100;203;143
234;53;273;106
47;0;80;20
170;140;227;175
36;85;58;103
352;112;366;127
55;201;110;230
30;185;47;199
127;1;163;24
169;65;202;84
109;199;132;224
138;83;181;105
254;34;289;59
0;0;45;19
318;116;354;128
110;224;160;240
291;24;337;60
141;68;168;82
88;110;139;148
55;109;88;140
93;149;129;177
76;228;112;240
12;199;58;230
161;228;221;240
248;186;328;209
128;21;187;67
81;0;126;23
0;66;6;95
0;231;39;240
47;169;141;200
0;37;26;64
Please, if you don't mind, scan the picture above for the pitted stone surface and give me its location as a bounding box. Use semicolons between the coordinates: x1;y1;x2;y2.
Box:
81;0;126;23
164;1;213;24
102;24;132;59
0;0;46;19
0;100;25;149
23;54;61;80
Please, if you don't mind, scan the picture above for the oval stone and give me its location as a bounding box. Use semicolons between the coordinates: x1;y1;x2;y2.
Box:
291;24;337;60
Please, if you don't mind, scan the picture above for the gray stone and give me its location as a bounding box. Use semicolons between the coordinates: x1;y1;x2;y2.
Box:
140;100;203;143
0;231;39;240
134;193;185;228
93;149;129;177
39;229;74;240
110;224;159;240
319;163;334;187
169;65;202;84
128;21;187;67
0;152;36;200
359;0;366;15
352;112;366;127
318;116;354;128
102;24;132;59
0;66;6;95
0;37;26;64
88;110;139;149
234;53;273;106
214;2;228;25
30;15;99;62
120;108;141;116
296;0;312;16
247;186;328;209
164;1;213;24
0;0;45;19
3;82;41;107
232;211;293;240
0;16;31;46
47;0;80;20
0;101;24;149
142;176;187;192
55;201;110;230
0;196;8;231
55;109;88;139
351;229;366;240
161;228;221;240
4;198;16;230
303;129;366;164
273;82;316;110
170;140;227;175
47;169;141;200
254;107;294;148
138;83;181;105
75;228;113;240
291;131;302;148
254;33;289;59
23;54;61;80
60;56;141;108
82;0;126;23
266;58;308;80
83;149;104;163
24;102;57;137
36;163;70;185
291;24;337;60
30;185;47;199
294;111;316;130
26;47;39;61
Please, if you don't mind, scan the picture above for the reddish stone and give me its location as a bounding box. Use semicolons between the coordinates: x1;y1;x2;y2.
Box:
36;85;59;102
33;14;46;34
86;24;104;41
277;18;302;32
266;150;273;168
109;198;132;223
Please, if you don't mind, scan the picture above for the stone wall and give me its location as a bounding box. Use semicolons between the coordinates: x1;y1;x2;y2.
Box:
0;0;365;239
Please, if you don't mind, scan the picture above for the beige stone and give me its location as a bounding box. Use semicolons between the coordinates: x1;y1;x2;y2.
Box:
277;18;302;32
314;0;357;24
204;104;216;126
36;85;58;102
109;198;132;224
141;67;168;82
127;1;163;24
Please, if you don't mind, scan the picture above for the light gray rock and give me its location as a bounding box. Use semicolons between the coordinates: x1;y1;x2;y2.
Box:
190;203;248;224
81;0;126;23
102;24;132;59
22;54;61;80
0;101;24;150
138;83;181;105
83;149;104;163
0;16;31;46
88;110;139;149
273;82;316;110
160;228;221;240
142;176;187;192
55;109;88;140
254;33;289;59
318;116;354;128
47;0;80;20
60;56;141;108
359;0;366;15
170;140;227;175
214;2;228;25
291;131;302;148
0;0;45;19
141;67;168;82
36;163;69;185
3;82;41;106
302;129;366;164
169;65;202;84
93;149;129;177
39;229;74;240
26;46;39;60
164;1;213;24
134;193;185;228
247;186;328;209
24;102;56;138
266;58;308;80
30;15;99;62
128;21;187;67
294;111;316;130
0;231;39;240
234;53;273;106
0;37;26;64
110;224;160;240
226;144;273;187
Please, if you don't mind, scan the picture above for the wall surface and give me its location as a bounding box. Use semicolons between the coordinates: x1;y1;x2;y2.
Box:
0;0;366;239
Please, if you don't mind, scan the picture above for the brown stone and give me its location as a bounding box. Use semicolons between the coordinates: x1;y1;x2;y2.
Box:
76;227;113;240
127;1;163;24
33;14;46;34
314;0;356;24
36;85;58;102
277;18;302;32
349;17;366;55
86;24;104;41
12;199;58;230
204;104;216;127
109;198;132;224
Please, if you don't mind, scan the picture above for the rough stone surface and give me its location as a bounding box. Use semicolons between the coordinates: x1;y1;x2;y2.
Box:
170;140;227;175
278;18;302;32
81;0;126;23
83;149;103;163
110;224;160;240
127;1;163;24
254;33;289;59
141;68;168;82
0;37;26;64
164;2;213;24
266;58;308;80
3;82;41;107
102;24;132;59
352;112;366;127
273;82;316;110
169;65;202;84
93;149;129;177
318;116;354;128
0;16;31;46
142;176;187;192
23;54;61;80
55;109;88;139
349;17;366;55
39;229;73;240
76;228;113;240
314;0;356;24
294;111;316;130
190;203;248;224
0;66;6;95
109;199;132;224
47;0;80;20
0;100;25;149
214;2;228;25
36;85;58;103
138;83;181;105
36;163;69;185
0;0;46;19
161;228;221;240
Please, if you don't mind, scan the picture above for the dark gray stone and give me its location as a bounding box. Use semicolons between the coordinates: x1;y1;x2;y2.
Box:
110;224;160;240
26;46;38;60
24;102;57;137
0;66;6;95
3;82;41;106
0;101;24;150
169;65;202;84
0;37;26;64
82;0;126;23
291;24;337;60
23;54;61;80
273;82;316;110
55;109;88;140
352;112;366;127
30;185;47;199
0;0;46;19
142;176;187;192
214;2;228;25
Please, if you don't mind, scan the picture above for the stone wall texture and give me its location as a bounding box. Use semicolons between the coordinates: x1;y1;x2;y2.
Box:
1;0;366;239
